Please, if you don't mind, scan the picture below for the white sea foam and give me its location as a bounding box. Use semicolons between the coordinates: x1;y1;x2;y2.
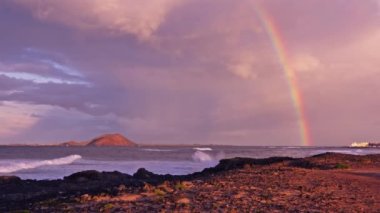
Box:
192;151;213;162
193;147;213;151
191;151;225;162
142;148;173;152
192;150;226;161
0;155;82;173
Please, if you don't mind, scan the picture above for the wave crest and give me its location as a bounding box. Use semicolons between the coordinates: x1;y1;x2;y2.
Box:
0;154;82;173
193;147;213;151
142;148;173;152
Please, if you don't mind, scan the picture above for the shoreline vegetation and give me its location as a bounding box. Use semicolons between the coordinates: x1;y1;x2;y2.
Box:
1;153;380;211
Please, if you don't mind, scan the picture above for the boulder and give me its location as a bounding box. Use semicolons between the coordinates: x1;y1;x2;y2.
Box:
0;176;21;185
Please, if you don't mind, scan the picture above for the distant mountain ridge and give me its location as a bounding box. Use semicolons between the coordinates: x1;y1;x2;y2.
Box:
60;133;137;147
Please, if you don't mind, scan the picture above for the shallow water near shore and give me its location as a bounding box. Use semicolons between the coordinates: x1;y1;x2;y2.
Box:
0;146;380;180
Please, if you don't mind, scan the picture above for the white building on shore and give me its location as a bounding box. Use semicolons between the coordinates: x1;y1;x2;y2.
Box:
350;142;380;148
350;142;370;147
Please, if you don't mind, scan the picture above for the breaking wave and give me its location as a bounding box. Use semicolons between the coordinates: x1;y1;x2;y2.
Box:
193;147;213;151
192;151;213;162
192;151;224;162
0;155;82;173
142;148;173;152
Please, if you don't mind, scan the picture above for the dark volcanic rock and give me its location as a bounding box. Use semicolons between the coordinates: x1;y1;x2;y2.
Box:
215;156;295;170
64;170;135;184
0;176;21;184
133;168;178;184
64;170;103;182
133;168;158;180
0;171;139;211
290;152;380;169
1;152;380;211
63;170;142;192
191;156;296;177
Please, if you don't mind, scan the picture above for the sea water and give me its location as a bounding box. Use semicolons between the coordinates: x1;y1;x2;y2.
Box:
0;146;379;180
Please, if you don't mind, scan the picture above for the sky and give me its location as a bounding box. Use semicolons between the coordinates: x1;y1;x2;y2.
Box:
0;0;379;146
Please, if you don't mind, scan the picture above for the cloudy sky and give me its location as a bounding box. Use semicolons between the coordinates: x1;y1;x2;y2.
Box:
0;0;379;146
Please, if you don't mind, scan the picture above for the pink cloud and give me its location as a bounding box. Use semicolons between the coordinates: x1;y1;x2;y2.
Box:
0;102;48;137
13;0;181;40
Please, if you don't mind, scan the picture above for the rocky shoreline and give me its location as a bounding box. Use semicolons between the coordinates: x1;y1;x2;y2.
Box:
1;152;380;212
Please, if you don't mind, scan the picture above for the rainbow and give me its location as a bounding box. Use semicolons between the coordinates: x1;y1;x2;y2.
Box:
251;1;312;146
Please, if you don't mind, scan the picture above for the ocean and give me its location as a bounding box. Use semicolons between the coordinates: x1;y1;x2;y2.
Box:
1;146;380;180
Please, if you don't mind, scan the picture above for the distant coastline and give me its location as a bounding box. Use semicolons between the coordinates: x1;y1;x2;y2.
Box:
2;135;380;148
0;133;223;147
